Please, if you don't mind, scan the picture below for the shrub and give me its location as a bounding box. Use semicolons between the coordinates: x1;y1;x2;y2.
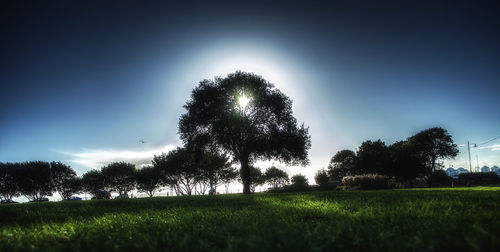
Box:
458;172;500;186
429;170;453;187
314;170;330;187
342;174;389;189
291;174;309;190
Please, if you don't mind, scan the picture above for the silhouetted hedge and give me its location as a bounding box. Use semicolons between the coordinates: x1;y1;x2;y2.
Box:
342;174;390;189
458;172;500;186
429;170;453;187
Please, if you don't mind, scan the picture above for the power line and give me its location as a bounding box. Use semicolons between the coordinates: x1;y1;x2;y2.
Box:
474;135;500;148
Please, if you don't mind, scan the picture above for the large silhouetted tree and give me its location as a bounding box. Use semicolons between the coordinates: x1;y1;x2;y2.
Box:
408;127;458;186
179;71;311;194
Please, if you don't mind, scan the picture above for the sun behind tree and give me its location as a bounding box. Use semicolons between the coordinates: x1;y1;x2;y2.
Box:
179;71;311;194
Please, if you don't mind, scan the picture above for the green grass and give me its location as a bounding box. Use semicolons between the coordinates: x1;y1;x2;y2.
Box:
1;188;500;251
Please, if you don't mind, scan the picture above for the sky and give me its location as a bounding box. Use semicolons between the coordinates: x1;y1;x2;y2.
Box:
1;0;500;183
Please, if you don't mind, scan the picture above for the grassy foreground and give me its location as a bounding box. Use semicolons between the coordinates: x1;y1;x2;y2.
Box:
1;188;499;251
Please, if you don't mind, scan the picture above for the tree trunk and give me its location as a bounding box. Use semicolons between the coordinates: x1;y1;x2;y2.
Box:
240;156;251;194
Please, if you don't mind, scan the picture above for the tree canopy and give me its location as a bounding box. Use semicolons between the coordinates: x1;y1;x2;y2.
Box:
290;174;309;190
263;166;289;188
81;169;105;196
179;71;311;193
101;162;136;198
196;151;237;192
135;166;166;197
408;127;459;186
153;147;199;196
327;149;357;180
355;140;391;176
50;161;80;199
16;161;53;201
327;127;459;186
314;169;329;187
0;162;20;201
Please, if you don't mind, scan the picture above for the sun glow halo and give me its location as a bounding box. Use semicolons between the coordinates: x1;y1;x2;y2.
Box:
238;94;250;109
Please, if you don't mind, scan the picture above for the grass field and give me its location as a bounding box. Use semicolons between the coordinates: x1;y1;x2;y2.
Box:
1;187;499;251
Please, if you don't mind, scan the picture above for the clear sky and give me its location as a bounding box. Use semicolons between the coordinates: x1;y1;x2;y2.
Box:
1;0;499;182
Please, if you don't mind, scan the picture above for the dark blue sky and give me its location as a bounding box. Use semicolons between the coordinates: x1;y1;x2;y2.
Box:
1;0;499;176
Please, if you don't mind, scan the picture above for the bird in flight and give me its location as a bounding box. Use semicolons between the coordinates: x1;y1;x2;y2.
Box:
139;140;146;144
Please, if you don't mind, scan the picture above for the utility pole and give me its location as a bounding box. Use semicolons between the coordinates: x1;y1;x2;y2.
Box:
468;141;472;172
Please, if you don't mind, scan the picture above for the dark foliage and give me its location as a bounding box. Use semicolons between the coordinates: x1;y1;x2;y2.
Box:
239;166;265;193
135;166;166;197
153;147;199;196
328;127;458;188
429;170;453;187
327;150;357;180
101;162;136;198
355;140;391;176
179;71;311;193
16;161;53;201
50;161;80;199
388;140;426;183
458;172;500;186
290;174;309;191
314;169;330;187
408;127;459;186
81;170;105;197
195;151;237;194
0;162;20;201
263;166;289;188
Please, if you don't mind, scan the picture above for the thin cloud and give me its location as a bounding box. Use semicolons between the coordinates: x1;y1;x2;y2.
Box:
65;144;177;169
477;144;500;151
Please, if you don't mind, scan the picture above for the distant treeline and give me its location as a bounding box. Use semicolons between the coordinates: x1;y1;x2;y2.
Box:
0;147;308;202
315;127;499;188
3;127;497;202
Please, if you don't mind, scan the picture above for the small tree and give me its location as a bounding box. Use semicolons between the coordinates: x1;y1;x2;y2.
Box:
290;174;309;191
328;150;357;180
314;169;329;187
0;162;20;201
195;151;235;194
16;161;53;201
101;162;136;198
408;127;459;186
153;148;200;196
135;166;166;197
81;169;105;197
50;161;79;199
263;166;289;188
